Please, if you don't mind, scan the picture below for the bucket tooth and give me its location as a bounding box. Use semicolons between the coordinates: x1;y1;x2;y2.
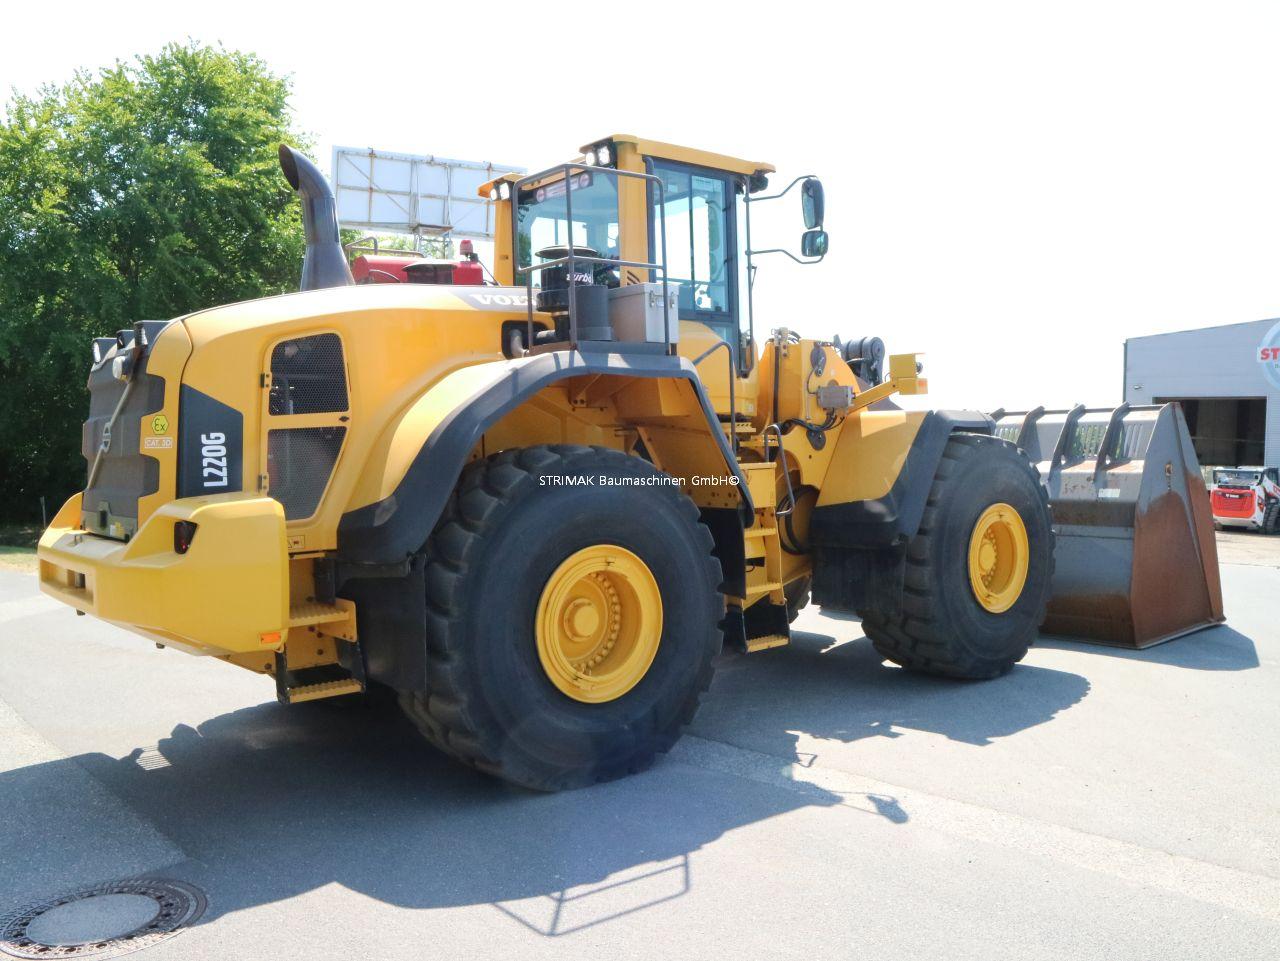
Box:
992;402;1225;648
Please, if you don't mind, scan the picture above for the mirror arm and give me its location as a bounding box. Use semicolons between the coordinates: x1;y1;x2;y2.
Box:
745;174;819;204
747;246;826;266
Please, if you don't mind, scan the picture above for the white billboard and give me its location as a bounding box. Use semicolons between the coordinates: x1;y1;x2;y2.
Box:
331;146;522;240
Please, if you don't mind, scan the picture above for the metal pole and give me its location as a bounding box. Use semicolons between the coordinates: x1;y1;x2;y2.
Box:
655;176;671;350
744;189;756;372
565;165;577;347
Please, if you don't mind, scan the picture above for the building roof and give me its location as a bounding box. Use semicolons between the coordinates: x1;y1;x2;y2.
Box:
1126;316;1280;344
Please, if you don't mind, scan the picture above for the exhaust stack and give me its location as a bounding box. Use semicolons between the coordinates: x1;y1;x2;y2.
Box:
278;144;354;291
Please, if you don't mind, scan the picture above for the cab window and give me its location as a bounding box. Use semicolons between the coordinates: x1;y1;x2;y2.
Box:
650;161;738;346
516;171;620;282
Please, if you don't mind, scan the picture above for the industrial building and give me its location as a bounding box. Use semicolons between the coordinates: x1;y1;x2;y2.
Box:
1124;318;1280;468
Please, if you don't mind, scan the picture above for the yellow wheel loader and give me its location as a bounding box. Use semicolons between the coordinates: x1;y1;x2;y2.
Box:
37;136;1224;790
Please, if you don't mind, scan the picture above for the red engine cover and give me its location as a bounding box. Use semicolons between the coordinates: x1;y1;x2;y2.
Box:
352;255;417;284
453;261;484;285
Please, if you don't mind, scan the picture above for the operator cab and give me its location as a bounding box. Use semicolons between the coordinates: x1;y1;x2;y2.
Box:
484;135;825;374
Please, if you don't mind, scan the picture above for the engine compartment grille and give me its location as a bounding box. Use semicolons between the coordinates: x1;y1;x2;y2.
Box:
268;426;346;520
269;333;348;415
81;356;166;538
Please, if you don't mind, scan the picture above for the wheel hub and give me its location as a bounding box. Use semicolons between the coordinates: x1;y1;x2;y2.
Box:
967;502;1030;614
536;545;662;703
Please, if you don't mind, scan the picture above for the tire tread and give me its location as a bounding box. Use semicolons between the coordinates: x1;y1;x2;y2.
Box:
399;444;722;789
858;432;1055;679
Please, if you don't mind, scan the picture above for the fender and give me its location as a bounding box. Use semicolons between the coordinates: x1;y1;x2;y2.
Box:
337;348;753;566
808;409;993;617
810;409;994;550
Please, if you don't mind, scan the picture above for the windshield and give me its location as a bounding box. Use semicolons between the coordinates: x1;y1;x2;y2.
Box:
1214;469;1260;487
516;170;619;284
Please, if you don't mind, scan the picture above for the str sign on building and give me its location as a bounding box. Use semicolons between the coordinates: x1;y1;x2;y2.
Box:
1125;317;1280;468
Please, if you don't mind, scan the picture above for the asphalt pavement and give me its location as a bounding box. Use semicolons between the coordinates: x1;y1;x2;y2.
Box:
1;540;1277;960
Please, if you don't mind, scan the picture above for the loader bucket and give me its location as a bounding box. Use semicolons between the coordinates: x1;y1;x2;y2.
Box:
990;403;1224;648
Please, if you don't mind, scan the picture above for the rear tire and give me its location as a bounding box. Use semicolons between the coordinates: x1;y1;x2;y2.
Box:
399;445;724;790
859;433;1054;679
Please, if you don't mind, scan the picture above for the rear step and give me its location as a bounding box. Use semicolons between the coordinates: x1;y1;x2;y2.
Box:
283;678;364;704
288;601;354;637
278;599;363;702
275;652;366;704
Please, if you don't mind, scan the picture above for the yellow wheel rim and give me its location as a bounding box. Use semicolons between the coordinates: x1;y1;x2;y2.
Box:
967;502;1030;614
535;545;663;703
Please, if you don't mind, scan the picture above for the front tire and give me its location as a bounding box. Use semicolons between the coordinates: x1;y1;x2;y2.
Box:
859;433;1054;679
400;445;724;790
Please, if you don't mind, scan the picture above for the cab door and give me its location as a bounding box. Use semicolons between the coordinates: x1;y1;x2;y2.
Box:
648;160;749;374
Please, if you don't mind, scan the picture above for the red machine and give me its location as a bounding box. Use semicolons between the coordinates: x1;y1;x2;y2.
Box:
1210;466;1280;533
351;255;415;284
351;239;486;286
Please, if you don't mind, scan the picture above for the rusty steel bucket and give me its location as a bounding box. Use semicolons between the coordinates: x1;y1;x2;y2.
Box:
990;403;1225;648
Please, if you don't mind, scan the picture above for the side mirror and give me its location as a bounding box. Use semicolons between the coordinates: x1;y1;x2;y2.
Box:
801;178;825;229
800;229;829;259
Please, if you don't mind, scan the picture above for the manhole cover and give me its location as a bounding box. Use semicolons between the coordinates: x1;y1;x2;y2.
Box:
0;879;205;959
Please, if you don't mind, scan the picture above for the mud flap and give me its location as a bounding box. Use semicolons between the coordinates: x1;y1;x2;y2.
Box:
991;403;1225;648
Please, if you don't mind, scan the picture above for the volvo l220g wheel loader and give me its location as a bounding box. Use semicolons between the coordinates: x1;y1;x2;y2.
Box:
37;136;1225;790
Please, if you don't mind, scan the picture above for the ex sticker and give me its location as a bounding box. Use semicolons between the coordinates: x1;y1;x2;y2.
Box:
151;414;169;435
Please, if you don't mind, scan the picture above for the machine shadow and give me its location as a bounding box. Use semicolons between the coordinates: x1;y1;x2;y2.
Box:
693;623;1093;757
3;614;1129;936
1034;624;1259;671
9;697;845;937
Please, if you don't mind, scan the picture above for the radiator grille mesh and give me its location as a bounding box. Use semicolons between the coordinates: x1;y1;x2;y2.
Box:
268;427;346;519
269;333;348;415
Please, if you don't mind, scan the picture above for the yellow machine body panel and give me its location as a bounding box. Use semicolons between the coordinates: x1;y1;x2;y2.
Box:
39;490;288;655
179;283;528;552
38;281;751;661
133;322;193;530
816;410;928;507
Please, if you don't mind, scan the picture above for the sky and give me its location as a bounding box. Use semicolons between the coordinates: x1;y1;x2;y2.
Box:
3;1;1279;411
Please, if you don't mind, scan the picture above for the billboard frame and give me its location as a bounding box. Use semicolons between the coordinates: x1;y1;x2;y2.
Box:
331;145;522;241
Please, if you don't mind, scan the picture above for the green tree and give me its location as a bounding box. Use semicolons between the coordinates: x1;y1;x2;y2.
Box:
0;42;307;521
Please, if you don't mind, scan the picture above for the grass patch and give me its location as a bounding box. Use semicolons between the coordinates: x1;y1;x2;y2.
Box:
0;523;40;549
0;523;40;573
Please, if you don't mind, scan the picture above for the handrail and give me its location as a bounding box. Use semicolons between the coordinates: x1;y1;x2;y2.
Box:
510;162;672;353
692;339;738;455
762;423;795;517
